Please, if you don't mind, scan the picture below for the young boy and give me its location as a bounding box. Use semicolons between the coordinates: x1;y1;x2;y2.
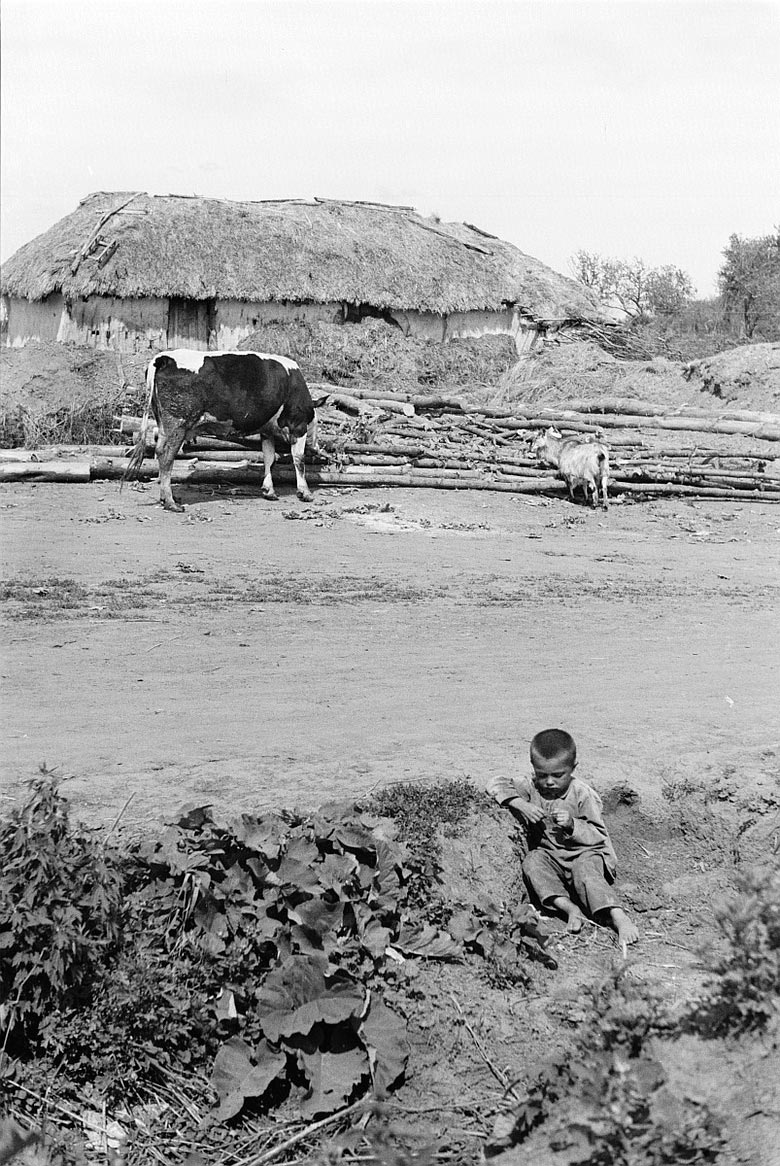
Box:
491;728;639;949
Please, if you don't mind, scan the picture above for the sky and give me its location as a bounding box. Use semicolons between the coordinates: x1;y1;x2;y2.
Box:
1;0;778;297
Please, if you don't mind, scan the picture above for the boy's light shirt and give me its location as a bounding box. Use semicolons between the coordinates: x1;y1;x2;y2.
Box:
490;774;617;875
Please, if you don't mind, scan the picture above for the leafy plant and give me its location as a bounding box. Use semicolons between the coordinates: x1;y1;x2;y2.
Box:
449;895;556;987
694;864;780;1034
372;779;484;917
0;769;123;1055
487;973;725;1165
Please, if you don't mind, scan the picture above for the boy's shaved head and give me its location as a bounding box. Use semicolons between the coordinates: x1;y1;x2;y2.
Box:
530;728;577;765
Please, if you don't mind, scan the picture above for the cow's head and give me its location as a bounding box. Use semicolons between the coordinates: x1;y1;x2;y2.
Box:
278;402;316;445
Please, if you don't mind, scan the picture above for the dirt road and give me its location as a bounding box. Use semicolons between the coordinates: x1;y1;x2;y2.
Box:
1;478;778;829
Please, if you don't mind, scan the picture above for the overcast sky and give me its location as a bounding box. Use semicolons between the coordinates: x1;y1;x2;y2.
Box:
2;0;778;296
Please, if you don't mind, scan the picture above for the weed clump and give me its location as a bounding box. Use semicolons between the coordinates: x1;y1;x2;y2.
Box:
372;779;485;915
0;769;123;1055
695;864;780;1035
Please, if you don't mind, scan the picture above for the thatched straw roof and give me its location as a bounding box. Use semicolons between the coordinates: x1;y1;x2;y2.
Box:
1;192;605;322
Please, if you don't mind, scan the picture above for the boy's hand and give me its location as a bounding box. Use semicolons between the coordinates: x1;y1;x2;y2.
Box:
550;809;574;832
508;798;547;825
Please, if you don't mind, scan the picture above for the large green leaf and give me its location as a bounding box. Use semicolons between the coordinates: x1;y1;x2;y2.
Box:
288;897;345;937
360;995;409;1098
230;814;285;860
317;852;359;893
271;856;322;893
395;923;461;960
331;823;377;854
210;1036;253;1099
299;1047;370;1117
256;957;366;1043
368;841;403;910
210;1036;286;1121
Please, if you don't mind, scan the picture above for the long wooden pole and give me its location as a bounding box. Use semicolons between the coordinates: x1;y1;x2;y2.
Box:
0;462;92;482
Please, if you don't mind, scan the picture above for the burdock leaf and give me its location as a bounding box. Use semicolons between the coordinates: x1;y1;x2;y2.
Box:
299;1047;369;1117
210;1037;285;1121
395;923;461;960
360;996;409;1097
241;1045;286;1098
210;1037;253;1100
230;814;284;860
257;957;365;1043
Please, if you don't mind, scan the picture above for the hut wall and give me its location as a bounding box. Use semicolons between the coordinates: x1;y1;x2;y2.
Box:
4;293;547;356
214;300;342;348
3;295;65;347
391;307;543;354
59;296;168;351
1;294;168;352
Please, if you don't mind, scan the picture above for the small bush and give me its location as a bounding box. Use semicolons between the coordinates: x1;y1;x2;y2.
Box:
696;865;780;1034
0;770;123;1055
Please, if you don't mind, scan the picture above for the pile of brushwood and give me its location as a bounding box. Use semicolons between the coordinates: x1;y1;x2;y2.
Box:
4;386;780;504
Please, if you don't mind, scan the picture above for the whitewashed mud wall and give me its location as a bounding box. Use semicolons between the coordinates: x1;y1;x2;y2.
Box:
2;293;168;352
391;306;544;354
213;300;342;348
4;294;549;355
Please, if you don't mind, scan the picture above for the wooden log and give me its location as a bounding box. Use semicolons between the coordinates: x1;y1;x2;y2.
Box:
492;410;780;441
0;461;92;482
92;457;250;482
612;480;780;501
283;467;780;500
561;398;780;425
300;468;566;493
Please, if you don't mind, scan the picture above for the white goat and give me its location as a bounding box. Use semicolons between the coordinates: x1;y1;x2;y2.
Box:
531;427;610;510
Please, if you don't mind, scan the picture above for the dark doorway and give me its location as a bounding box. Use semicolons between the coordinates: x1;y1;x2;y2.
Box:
167;298;216;348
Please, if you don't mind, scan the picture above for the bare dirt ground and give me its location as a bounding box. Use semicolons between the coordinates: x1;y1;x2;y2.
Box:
2;477;778;830
2;470;780;1161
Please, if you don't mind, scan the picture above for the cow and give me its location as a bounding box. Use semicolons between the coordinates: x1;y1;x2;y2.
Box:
531;426;610;510
123;349;318;512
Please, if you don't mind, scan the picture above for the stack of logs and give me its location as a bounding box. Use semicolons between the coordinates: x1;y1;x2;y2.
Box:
2;383;779;503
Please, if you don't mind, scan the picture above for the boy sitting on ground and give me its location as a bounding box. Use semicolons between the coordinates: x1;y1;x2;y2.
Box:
490;728;639;950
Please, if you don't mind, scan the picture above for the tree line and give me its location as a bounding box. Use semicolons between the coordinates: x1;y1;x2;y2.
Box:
570;229;780;359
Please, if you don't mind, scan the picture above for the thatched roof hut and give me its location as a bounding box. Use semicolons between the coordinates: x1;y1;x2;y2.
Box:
1;192;605;353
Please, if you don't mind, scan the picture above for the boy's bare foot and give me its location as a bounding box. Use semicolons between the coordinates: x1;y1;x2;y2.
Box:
551;897;584;934
610;908;639;949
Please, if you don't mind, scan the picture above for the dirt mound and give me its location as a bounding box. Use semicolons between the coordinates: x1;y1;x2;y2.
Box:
0;341;148;446
240;317;518;399
494;337;780;413
682;342;780;411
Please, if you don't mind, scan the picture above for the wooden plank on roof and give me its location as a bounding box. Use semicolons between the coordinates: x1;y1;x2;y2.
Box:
70;193;141;275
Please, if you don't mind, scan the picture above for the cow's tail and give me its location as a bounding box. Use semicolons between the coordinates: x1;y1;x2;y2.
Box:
122;359;157;487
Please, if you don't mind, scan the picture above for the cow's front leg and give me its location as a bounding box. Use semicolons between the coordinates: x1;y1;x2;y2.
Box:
261;436;278;500
156;421;188;511
291;433;313;502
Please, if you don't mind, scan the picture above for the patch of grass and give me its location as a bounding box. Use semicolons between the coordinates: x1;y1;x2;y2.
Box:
372;779;485;920
0;571;446;620
0;577;89;609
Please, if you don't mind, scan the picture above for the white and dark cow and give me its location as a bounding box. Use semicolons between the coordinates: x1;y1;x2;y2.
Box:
124;349;318;511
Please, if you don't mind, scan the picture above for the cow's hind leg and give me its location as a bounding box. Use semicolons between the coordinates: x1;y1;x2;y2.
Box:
156;419;189;511
261;436;279;500
291;433;313;502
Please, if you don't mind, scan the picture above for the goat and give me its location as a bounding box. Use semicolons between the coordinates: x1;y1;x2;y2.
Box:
530;427;610;510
